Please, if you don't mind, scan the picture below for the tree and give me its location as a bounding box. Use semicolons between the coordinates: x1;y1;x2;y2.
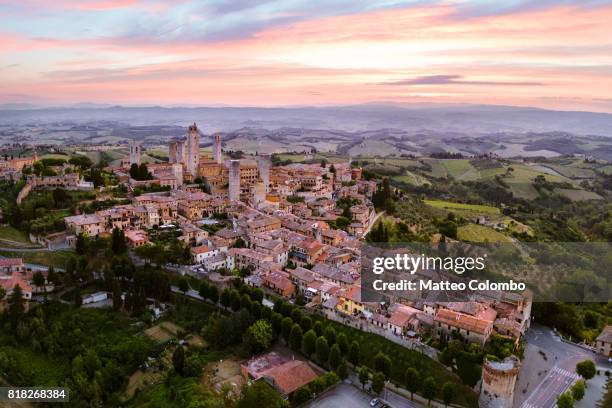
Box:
183;355;203;377
32;271;46;301
0;287;5;302
336;332;349;356
220;289;231;308
575;360;596;381
243;320;273;354
371;371;385;394
110;282;122;312
337;361;348;380
571;380;585;401
289;324;303;351
316;336;329;363
198;280;209;299
556;391;574;408
237;381;283;408
7;284;25;324
291;386;312;406
313;321;323;336
208;285;219;304
177;277;189;295
329;344;342;370
172;346;185;375
300;316;312;332
74;288;83;307
230;289;241;311
323;326;336;345
302;329;317;356
281;317;293;343
442;382;454;407
374;352;391;378
348;341;360;366
75;234;87;255
422;377;437;405
111;228;127;254
404;368;420;400
358;367;369;390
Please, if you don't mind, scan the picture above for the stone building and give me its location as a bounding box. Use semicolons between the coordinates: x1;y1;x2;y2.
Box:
479;356;520;408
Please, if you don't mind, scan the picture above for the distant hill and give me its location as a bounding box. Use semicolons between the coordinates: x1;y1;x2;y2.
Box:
1;104;612;136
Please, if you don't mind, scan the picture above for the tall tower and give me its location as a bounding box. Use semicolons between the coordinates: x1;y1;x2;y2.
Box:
129;140;141;166
213;133;222;164
252;182;265;208
257;154;270;192
479;356;520;408
228;159;241;202
185;123;200;177
168;141;178;164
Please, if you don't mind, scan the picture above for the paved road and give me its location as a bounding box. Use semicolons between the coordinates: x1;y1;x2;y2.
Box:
517;324;609;408
305;384;372;408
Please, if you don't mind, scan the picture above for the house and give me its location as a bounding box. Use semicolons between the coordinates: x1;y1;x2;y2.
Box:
124;229;148;248
192;245;220;264
0;272;33;300
263;271;295;298
64;214;106;237
336;285;363;316
434;308;494;345
288;267;318;294
596;326;612;358
387;304;420;336
0;258;25;275
240;352;318;399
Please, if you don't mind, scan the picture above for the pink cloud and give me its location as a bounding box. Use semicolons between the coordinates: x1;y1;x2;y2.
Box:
1;3;611;111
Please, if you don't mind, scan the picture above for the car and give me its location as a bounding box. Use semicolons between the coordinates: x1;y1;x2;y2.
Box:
369;398;391;408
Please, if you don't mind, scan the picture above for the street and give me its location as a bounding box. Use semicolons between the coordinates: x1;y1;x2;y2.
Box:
304;383;423;408
516;324;609;408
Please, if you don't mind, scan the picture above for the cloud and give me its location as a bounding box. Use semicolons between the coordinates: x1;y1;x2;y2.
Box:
383;75;544;86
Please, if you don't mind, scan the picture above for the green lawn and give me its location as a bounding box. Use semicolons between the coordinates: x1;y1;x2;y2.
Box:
0;226;31;243
440;159;479;180
424;199;500;215
457;224;512;243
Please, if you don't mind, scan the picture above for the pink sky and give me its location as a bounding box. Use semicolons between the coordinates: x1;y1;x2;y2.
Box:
1;1;611;111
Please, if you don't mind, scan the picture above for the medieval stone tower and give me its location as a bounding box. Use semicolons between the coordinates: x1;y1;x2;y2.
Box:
185;122;200;177
479;356;520;408
228;159;241;202
213;133;222;164
129;140;141;166
256;154;271;192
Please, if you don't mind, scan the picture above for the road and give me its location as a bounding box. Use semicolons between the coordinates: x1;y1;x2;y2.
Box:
305;383;422;408
517;324;609;408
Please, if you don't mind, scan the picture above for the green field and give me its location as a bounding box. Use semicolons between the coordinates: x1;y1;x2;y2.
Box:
0;226;31;243
556;188;602;201
0;249;74;268
457;224;512;243
440;159;480;180
392;171;427;186
424;199;500;215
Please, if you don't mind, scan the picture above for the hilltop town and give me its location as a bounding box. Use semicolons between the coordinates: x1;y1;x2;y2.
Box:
0;123;609;408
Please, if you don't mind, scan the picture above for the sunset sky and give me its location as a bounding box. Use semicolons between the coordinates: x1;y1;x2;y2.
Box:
1;0;611;111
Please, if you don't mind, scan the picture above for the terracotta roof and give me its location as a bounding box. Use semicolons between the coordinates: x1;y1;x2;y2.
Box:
191;245;212;254
597;326;612;343
0;258;23;267
0;272;32;293
435;308;493;335
262;360;318;395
